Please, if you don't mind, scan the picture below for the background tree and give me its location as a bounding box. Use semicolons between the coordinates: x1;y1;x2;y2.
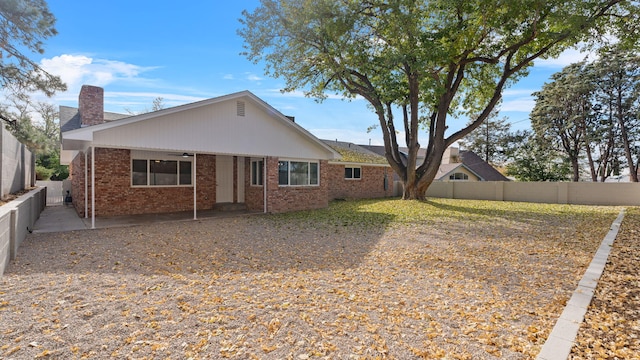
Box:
0;0;66;123
505;130;571;181
591;45;640;182
125;97;166;115
459;108;511;166
1;91;67;180
530;62;594;181
240;0;637;199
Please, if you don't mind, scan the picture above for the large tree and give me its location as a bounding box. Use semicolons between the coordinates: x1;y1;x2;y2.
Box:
591;45;640;182
240;0;637;199
530;62;594;181
0;0;66;123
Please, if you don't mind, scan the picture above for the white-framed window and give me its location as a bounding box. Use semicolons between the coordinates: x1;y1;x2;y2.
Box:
251;159;264;186
449;172;469;181
344;166;361;180
278;160;319;186
132;159;193;187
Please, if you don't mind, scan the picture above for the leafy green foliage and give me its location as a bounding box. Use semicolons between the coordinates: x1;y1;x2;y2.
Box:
240;0;638;199
0;0;65;113
505;131;571;181
590;45;640;182
530;62;594;182
526;45;640;182
2;98;68;180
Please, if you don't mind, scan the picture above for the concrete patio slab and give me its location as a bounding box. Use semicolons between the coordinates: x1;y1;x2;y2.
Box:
32;205;259;233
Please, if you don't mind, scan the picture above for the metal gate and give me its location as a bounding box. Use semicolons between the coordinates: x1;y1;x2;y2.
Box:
36;180;67;206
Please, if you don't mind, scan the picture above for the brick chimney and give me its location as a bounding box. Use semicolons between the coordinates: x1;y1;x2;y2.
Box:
79;85;104;126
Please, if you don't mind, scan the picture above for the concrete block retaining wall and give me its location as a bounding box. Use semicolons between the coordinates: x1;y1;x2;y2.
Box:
0;187;46;276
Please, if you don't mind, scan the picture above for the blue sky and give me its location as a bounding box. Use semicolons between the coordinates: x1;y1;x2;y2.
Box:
37;0;587;146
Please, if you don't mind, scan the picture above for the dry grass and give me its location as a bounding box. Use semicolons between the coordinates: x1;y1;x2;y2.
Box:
0;199;621;359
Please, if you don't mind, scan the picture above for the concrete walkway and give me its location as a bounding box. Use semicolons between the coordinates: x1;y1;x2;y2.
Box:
32;205;256;233
32;205;87;233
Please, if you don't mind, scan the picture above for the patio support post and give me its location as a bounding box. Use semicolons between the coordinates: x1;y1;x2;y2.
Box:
193;152;197;220
84;150;88;218
91;146;95;229
263;156;267;213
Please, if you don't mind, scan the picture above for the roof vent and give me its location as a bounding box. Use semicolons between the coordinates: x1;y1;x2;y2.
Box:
237;101;245;117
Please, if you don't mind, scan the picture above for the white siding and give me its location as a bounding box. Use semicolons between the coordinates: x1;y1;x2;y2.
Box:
91;96;334;160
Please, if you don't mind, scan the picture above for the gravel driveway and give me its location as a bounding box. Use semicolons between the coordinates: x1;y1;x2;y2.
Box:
0;203;617;359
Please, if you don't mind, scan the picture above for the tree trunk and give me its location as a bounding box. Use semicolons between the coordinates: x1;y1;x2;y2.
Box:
402;180;426;200
618;115;638;182
571;156;580;182
400;142;445;200
585;144;597;182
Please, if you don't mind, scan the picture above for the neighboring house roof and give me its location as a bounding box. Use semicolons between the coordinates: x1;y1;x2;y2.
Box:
436;162;482;180
355;144;509;181
459;151;510;181
323;140;388;165
61;90;340;163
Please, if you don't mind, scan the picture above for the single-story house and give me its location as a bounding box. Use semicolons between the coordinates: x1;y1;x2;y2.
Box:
60;86;506;226
60;85;346;226
60;85;402;226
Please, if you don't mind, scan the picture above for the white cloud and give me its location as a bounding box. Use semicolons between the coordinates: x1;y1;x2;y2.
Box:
501;98;536;113
107;92;205;103
40;54;159;94
245;73;263;81
32;54;210;113
535;47;598;68
223;74;234;80
502;89;535;97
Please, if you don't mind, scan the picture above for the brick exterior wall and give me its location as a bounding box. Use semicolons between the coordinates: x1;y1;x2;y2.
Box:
78;85;105;126
70;150;378;217
265;157;329;213
326;163;394;200
70;152;86;216
70;148;218;217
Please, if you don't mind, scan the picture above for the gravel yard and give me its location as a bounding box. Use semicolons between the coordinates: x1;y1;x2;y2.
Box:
570;207;640;359
0;199;622;359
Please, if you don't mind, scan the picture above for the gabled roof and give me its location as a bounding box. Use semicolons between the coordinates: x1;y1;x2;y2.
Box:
356;144;509;181
436;162;483;180
459;151;510;181
323;140;388;165
61;90;340;161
